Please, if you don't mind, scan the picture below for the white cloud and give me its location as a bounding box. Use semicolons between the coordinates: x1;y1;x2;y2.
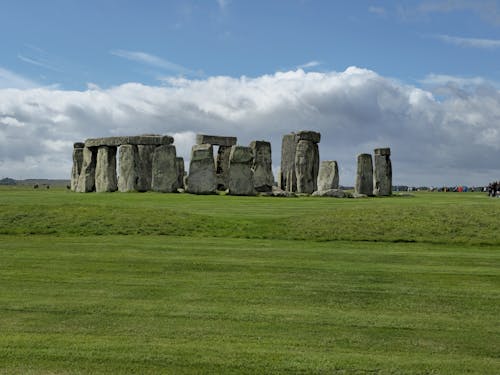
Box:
1;67;499;186
296;61;322;69
434;34;500;49
368;6;387;16
0;67;40;89
110;49;202;76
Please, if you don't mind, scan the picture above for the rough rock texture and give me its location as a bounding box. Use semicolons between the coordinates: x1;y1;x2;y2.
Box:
118;144;139;192
355;153;373;196
95;146;118;192
280;133;298;192
76;147;97;192
215;145;232;190
228;145;255;196
271;186;296;197
175;157;185;190
196;134;237;147
317;160;339;192
85;135;173;148
295;140;319;194
187;144;216;194
151;145;178;193
312;189;346;198
373;148;392;196
296;130;321;144
250;140;274;192
137;145;155;191
70;144;84;191
352;192;368;198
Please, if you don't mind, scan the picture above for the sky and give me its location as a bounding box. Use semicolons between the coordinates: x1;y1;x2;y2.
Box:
1;0;500;186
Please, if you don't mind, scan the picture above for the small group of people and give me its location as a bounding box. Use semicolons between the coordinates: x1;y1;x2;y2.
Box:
487;181;500;197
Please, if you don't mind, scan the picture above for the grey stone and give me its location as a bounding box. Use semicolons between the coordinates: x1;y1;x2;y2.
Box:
118;145;139;192
95;146;118;192
312;189;346;198
296;130;321;144
215;145;232;190
187;144;216;194
271;186;296;197
196;134;237;147
70;144;84;191
317;160;339;192
250;140;274;192
176;157;185;190
73;142;85;148
75;147;97;192
228;145;255;196
151;145;178;193
295;140;319;194
85;135;173;148
280;133;298;192
352;192;368;198
137;145;155;191
373;148;392;196
355;153;373;196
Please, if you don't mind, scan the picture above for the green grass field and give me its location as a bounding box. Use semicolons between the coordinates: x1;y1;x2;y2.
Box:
0;187;499;374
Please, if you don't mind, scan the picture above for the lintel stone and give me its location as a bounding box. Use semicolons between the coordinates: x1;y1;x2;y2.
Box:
85;135;173;148
196;134;237;147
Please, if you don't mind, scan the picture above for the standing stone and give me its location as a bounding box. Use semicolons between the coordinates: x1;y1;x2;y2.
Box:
295;140;319;194
137;145;156;191
317;160;339;191
280;134;298;192
187;144;216;194
118;144;139;192
151;145;178;193
373;147;392;196
175;157;185;190
70;143;84;191
250;140;274;192
95;146;118;193
75;146;97;192
228;145;255;196
355;153;373;196
215;145;232;190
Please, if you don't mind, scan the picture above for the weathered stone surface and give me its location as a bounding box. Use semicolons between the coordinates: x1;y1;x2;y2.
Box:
271;186;296;197
355;153;373;196
70;145;84;191
228;146;255;196
317;160;339;192
196;134;237;147
187;144;216;194
175;157;185;190
118;145;139;192
215;145;232;190
73;142;85;148
250;140;274;192
85;135;173;148
374;147;391;156
75;147;97;192
151;145;178;193
352;192;368;198
312;189;346;198
280;133;298;192
95;146;118;192
137;145;155;191
295;140;319;194
373;148;392;196
296;130;321;144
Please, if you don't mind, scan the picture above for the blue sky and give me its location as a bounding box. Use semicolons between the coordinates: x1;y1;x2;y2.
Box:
1;1;500;185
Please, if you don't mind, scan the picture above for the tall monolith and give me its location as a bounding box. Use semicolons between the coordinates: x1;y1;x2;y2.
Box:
151;145;178;193
75;146;97;192
187;144;216;194
280;134;298;192
295;139;319;194
95;146;118;192
70;142;84;191
373;147;392;196
355;153;373;196
250;140;273;192
317;160;339;191
137;145;155;191
228;145;255;196
118;144;139;192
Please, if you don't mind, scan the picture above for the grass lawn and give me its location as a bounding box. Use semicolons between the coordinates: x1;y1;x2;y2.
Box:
0;187;499;374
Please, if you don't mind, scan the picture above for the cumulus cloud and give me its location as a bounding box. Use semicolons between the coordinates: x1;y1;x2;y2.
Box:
1;67;499;186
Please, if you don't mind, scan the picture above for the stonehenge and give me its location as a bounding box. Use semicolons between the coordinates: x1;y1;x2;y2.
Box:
71;132;392;197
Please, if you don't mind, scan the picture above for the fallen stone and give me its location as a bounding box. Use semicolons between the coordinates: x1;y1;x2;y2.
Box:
271;186;296;197
95;146;118;192
312;189;346;198
352;192;368;198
